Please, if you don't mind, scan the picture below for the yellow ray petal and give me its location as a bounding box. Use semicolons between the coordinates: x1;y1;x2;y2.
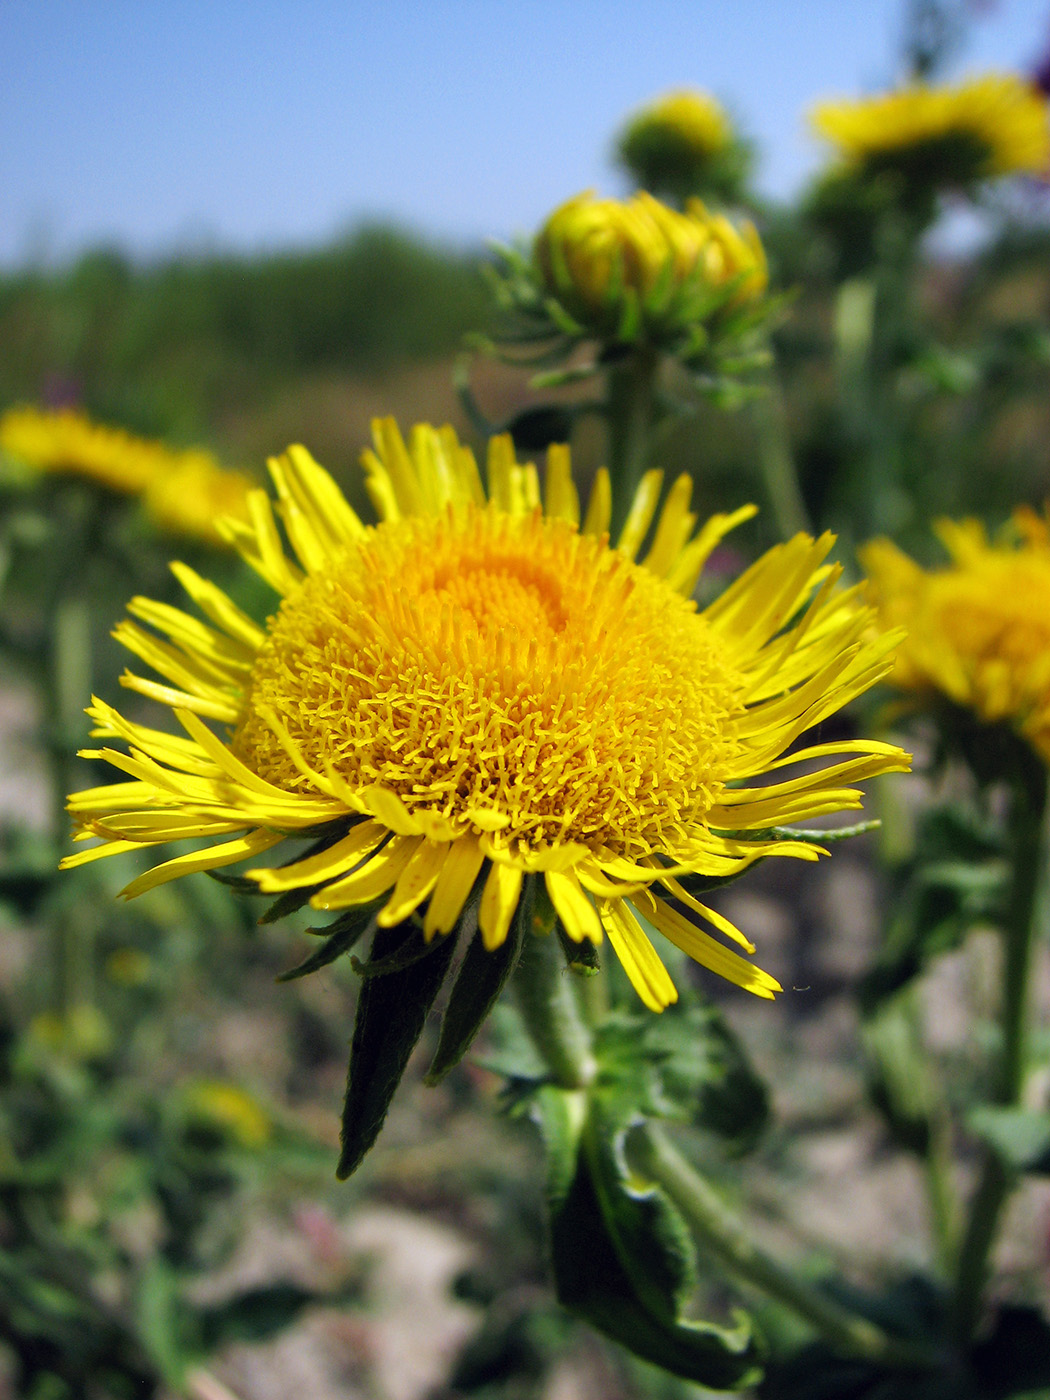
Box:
642;894;782;999
424;834;485;939
599;899;678;1012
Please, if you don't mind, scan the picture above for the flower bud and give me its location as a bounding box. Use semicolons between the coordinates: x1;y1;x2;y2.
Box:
616;90;751;202
535;190;767;341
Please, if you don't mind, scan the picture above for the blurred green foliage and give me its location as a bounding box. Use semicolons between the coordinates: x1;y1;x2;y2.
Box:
0;225;494;444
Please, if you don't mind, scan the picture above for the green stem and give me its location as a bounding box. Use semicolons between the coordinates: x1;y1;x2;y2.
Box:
952;766;1048;1343
751;382;812;542
925;1107;960;1278
44;496;98;1017
633;1125;941;1369
514;909;596;1090
605;347;659;539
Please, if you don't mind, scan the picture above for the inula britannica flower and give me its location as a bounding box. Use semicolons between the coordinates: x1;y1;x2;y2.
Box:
623;90;732;161
0;404;253;544
535;190;767;343
615;91;750;204
65;420;908;1011
811;73;1050;186
861;509;1050;764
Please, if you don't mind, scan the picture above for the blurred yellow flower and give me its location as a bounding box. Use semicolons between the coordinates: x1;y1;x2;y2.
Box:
535;190;767;338
811;72;1050;182
0;404;254;545
65;420;907;1012
620;89;733;161
183;1080;272;1149
28;1005;113;1061
142;453;257;544
860;508;1050;762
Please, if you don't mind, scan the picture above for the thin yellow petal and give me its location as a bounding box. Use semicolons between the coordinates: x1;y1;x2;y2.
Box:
545;868;602;944
424;834;485;939
478;861;523;951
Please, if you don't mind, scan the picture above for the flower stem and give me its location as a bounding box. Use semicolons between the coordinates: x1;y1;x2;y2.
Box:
751;382;812;542
632;1124;942;1370
952;765;1048;1343
514;915;597;1090
605;346;659;539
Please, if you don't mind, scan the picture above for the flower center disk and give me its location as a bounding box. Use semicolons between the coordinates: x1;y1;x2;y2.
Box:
234;506;747;858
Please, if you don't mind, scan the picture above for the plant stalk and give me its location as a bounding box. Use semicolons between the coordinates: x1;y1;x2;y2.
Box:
633;1124;942;1369
513;911;597;1090
952;765;1048;1342
752;382;811;542
605;347;659;539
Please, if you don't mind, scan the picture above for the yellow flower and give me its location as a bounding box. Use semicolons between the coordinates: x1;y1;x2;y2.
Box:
861;509;1050;763
183;1080;272;1149
142;454;257;546
811;72;1050;182
535;190;767;337
0;404;254;545
620;89;733;162
64;420;908;1012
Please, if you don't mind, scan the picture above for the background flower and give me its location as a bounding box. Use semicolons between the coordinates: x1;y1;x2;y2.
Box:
615;89;753;205
0;403;254;544
811;71;1050;187
860;507;1050;763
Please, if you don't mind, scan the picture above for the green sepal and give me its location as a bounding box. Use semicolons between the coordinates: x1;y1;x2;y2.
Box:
258;884;322;925
205;871;266;896
968;1106;1050;1175
425;891;529;1085
351;925;453;978
336;921;458;1178
275;904;379;983
555;920;600;977
537;1092;763;1389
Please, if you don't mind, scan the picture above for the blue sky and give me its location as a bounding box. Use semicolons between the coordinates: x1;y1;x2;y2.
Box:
2;0;1049;265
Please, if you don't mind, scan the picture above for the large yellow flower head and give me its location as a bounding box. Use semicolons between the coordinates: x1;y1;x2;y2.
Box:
65;420;908;1012
534;190;767;342
0;404;253;545
861;509;1050;765
811;72;1050;185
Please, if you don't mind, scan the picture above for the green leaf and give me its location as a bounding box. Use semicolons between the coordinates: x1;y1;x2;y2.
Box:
425;909;526;1085
594;1003;770;1152
545;1104;762;1388
863;998;936;1156
968;1107;1050;1174
758;1351;960;1399
135;1256;192;1387
757;1277;951;1399
337;921;458;1178
528;1083;586;1208
860;804;1008;1012
276;904;378;982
